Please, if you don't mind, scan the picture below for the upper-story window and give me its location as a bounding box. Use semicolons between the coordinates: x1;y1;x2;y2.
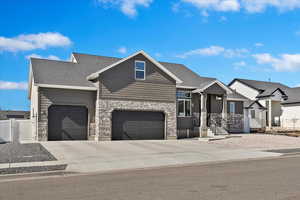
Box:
177;91;192;117
135;61;146;80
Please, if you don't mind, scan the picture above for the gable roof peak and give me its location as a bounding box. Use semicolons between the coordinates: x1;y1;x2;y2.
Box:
86;50;183;83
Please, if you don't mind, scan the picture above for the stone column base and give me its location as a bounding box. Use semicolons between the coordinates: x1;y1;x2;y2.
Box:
167;135;177;140
99;137;112;141
200;127;207;137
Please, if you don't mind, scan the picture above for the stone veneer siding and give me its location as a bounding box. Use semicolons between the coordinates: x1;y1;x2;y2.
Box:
95;99;177;141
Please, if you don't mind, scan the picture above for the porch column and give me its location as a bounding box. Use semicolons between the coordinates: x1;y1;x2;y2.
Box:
268;99;272;129
95;87;100;141
200;92;207;137
222;94;227;119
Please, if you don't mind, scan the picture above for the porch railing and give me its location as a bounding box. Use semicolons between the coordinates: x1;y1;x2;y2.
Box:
208;113;244;134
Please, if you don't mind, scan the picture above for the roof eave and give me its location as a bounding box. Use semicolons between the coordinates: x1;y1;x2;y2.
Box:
193;80;232;94
281;101;300;105
28;61;33;100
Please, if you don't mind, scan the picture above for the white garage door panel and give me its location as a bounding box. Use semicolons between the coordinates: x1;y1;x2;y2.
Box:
281;105;300;128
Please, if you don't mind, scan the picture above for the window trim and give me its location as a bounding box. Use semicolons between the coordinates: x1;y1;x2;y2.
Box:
134;60;146;80
177;99;192;117
250;109;256;119
176;91;191;99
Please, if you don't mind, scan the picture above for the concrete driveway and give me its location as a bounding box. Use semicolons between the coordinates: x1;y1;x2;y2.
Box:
41;139;281;173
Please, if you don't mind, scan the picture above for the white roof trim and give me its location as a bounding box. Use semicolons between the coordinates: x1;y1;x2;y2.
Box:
193;80;232;94
87;50;183;83
227;98;247;101
28;62;33;99
176;85;197;89
36;84;97;91
70;53;78;63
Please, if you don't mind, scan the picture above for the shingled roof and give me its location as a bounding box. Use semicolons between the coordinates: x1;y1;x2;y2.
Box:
229;78;300;104
282;87;300;104
229;78;290;98
30;52;227;93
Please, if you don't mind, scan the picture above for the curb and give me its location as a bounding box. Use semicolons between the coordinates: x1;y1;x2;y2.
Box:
0;161;67;175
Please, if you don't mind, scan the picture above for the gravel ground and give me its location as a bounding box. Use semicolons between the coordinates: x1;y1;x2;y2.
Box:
210;134;300;150
0;143;57;164
210;134;300;149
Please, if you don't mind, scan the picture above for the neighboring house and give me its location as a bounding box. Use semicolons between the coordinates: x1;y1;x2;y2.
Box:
229;78;300;131
0;110;30;120
28;50;249;141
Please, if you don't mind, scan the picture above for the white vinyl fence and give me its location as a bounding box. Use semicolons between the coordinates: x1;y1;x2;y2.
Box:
281;118;300;130
0;120;12;143
0;119;33;143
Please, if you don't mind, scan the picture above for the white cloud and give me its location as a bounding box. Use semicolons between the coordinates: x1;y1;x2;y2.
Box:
254;43;264;47
117;46;127;54
242;0;300;13
98;0;153;17
177;46;224;58
25;54;60;60
233;61;246;67
0;32;71;52
182;0;240;12
0;81;27;90
219;16;227;22
253;53;276;64
180;0;300;14
47;55;60;60
177;45;248;58
253;53;300;71
224;48;249;58
154;52;162;57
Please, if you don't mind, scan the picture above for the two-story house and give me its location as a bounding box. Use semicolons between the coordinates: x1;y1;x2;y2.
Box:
28;50;248;141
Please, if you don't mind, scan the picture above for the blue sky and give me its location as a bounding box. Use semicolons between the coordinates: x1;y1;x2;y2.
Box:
1;0;300;110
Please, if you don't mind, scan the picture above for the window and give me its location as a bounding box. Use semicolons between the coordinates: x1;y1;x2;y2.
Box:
176;91;191;99
177;99;191;117
251;110;256;119
229;102;235;114
178;100;185;117
135;61;145;80
177;90;191;117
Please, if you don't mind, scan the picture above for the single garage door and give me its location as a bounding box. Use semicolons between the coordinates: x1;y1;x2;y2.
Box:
112;111;165;140
48;105;88;141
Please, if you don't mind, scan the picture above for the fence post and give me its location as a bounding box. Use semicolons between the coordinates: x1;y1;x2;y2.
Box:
9;119;13;143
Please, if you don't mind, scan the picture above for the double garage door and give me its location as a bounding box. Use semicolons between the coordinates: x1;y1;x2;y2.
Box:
48;106;165;141
112;111;165;140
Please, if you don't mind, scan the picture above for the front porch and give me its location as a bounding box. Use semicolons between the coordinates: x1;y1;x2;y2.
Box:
177;82;245;138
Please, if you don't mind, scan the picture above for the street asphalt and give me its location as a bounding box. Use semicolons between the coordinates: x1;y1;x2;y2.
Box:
1;155;300;200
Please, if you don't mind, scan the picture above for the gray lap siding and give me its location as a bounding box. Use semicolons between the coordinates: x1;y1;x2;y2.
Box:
38;88;96;141
99;54;176;102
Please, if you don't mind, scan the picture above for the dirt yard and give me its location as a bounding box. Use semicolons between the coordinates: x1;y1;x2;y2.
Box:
210;134;300;150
